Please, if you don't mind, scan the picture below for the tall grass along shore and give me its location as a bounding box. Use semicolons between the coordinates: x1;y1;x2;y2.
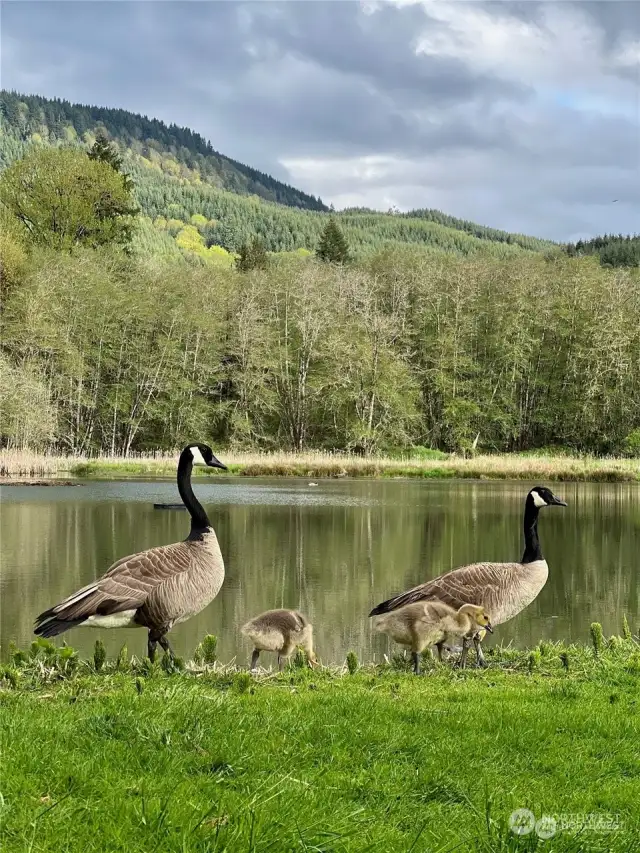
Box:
1;448;639;483
1;627;639;853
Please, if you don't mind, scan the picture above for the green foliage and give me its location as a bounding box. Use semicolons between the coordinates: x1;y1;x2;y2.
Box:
316;217;350;264
1;665;19;688
194;634;218;665
1;90;327;211
1;244;639;456
93;640;106;672
626;651;640;674
565;233;640;268
233;671;252;694
293;649;308;669
528;650;541;672
590;622;604;657
623;429;640;457
235;236;269;271
87;131;134;192
115;643;128;671
622;615;632;640
560;651;570;671
346;651;359;674
0;147;137;250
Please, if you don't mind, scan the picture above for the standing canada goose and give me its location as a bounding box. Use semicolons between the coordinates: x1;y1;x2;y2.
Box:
241;609;318;671
369;486;567;668
34;444;227;661
374;602;493;674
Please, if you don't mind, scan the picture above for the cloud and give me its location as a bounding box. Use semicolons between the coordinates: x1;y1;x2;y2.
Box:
1;0;638;241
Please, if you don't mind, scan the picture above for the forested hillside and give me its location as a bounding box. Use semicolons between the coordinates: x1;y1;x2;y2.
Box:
1;95;639;459
0;91;556;260
0;91;326;211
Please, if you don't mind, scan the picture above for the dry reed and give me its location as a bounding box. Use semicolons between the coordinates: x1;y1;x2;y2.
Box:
1;448;638;481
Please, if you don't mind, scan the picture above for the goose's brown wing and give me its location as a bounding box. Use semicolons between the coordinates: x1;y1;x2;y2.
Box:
369;562;511;616
34;541;193;637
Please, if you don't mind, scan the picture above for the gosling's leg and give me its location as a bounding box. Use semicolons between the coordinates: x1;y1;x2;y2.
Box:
411;651;420;675
277;653;284;672
473;632;488;668
435;641;445;663
457;636;472;669
250;649;260;671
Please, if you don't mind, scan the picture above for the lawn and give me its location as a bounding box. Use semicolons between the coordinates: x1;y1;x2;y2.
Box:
1;636;639;852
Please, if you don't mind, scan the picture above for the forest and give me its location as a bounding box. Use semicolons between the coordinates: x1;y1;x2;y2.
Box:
1;95;639;458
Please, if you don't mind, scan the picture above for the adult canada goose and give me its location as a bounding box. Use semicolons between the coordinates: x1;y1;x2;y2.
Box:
241;609;318;671
34;444;227;661
374;601;493;674
369;486;567;668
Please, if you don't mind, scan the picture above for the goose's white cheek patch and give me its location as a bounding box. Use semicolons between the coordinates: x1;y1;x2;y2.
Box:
190;446;207;466
532;491;547;507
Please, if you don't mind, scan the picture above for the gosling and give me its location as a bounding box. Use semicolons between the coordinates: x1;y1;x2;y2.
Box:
373;601;493;674
241;609;318;671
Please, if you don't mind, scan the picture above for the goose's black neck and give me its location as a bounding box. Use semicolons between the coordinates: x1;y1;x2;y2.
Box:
177;450;211;534
521;496;542;563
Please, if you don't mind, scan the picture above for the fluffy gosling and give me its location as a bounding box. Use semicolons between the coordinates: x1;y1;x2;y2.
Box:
373;601;493;674
241;609;318;671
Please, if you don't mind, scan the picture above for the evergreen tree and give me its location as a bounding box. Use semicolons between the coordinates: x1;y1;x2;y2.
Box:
236;236;269;271
316;218;350;264
88;131;134;192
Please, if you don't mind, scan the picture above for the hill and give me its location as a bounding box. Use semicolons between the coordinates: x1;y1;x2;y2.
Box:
0;90;557;261
0;90;327;211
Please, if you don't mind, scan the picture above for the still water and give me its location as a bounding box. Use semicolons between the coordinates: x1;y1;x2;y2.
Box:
1;478;638;664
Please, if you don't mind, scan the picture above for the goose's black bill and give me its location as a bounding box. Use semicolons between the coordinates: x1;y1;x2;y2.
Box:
208;454;227;470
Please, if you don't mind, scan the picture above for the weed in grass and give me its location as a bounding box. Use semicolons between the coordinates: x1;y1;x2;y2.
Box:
626;651;640;674
233;671;252;694
194;633;218;665
590;621;604;657
622;614;632;640
93;639;106;671
115;643;128;670
346;651;359;674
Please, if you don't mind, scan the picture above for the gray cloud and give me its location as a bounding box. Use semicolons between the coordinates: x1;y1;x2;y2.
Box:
1;0;638;241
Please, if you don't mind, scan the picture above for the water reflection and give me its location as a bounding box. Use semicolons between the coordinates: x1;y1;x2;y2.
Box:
1;479;638;663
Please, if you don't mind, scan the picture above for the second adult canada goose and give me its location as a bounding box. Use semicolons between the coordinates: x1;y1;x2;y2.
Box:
241;609;318;671
34;444;227;661
374;601;493;674
369;486;567;668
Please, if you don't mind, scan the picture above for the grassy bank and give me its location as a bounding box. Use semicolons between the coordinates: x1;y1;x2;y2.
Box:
1;449;639;482
1;633;639;852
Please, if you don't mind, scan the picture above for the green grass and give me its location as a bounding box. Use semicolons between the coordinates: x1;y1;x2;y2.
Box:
1;636;639;852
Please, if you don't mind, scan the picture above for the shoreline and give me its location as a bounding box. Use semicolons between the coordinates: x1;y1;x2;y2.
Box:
1;450;639;483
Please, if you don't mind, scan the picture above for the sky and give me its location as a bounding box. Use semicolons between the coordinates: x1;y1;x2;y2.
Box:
1;0;639;241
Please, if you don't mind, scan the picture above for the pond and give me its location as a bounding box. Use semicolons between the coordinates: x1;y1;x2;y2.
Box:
1;478;638;664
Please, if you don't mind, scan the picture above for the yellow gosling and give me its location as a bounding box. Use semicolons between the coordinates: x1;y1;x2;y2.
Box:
373;601;493;674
